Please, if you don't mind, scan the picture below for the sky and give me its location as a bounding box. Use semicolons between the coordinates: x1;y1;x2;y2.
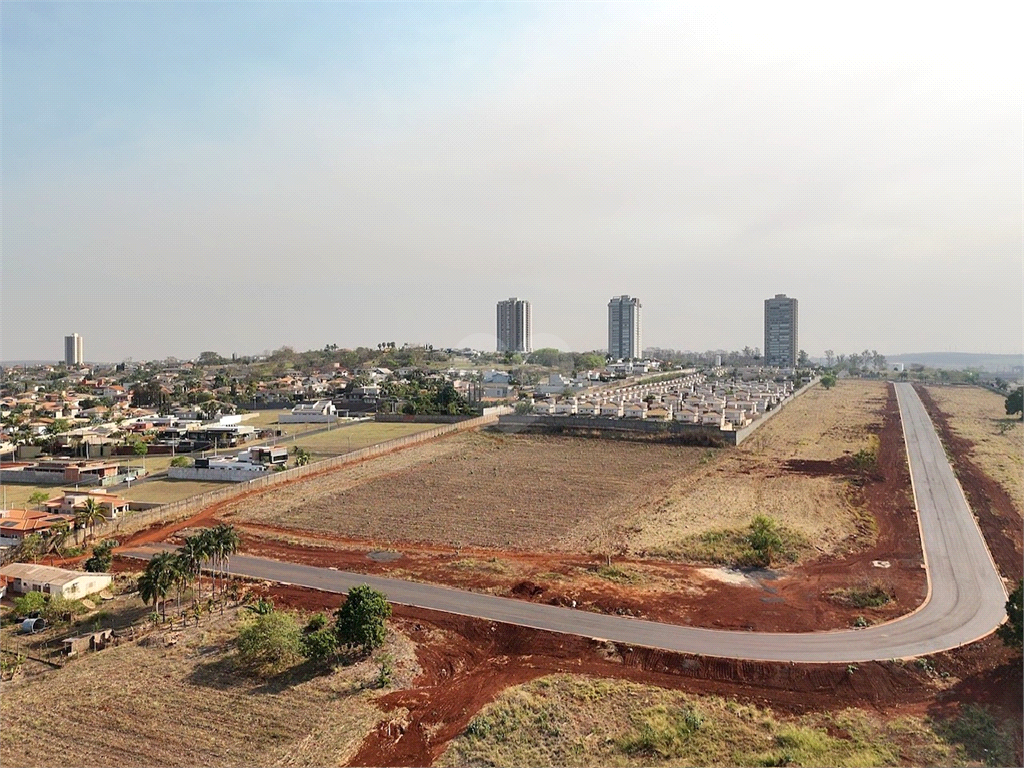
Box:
2;1;1021;363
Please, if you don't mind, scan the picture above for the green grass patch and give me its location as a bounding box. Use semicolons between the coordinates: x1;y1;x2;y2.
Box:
666;523;811;568
438;674;969;768
450;558;509;574
829;583;893;608
934;704;1016;767
592;564;642;585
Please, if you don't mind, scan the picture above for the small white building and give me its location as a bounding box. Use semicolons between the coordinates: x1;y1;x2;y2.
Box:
623;402;647;419
0;563;112;598
554;399;578;415
278;400;338;423
600;402;623;418
576;401;600;416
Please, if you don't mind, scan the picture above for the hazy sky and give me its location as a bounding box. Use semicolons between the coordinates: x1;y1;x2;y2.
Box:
2;1;1021;362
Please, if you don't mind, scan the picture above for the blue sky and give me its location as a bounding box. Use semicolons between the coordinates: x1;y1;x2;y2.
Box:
2;1;1021;362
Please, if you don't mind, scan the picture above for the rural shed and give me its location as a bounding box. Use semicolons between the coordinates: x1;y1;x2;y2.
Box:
62;629;113;656
0;563;112;598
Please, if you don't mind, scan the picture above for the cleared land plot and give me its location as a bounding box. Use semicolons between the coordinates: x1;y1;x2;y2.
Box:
289;421;437;460
629;380;887;557
119;479;229;504
0;602;412;768
226;432;705;552
925;386;1023;516
225;381;889;558
438;674;985;767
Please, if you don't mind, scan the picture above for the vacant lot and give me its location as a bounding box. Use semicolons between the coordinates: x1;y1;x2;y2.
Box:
120;479;229;504
629;380;888;557
438;674;987;767
226;432;705;551
289;421;437;460
0;599;415;768
224;381;889;559
925;386;1023;516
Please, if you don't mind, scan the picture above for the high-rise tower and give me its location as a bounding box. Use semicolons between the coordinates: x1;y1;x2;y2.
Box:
764;294;798;368
608;295;642;360
64;333;84;366
496;298;533;354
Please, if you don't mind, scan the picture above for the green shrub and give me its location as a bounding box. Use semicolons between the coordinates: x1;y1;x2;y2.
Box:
41;595;87;624
618;705;704;758
936;704;1015;767
83;539;117;573
300;626;338;664
170;456;191;468
13;592;47;617
335;585;391;653
236;611;302;674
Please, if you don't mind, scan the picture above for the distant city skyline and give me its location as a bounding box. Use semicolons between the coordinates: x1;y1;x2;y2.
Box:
2;3;1020;362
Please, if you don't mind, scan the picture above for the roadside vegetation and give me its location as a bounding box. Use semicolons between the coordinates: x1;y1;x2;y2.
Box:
439;674;979;767
828;582;894;609
660;515;811;569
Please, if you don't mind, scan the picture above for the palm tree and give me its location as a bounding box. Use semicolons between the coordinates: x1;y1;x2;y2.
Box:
75;497;105;543
169;553;190;619
211;524;241;601
179;534;211;604
139;552;176;621
43;521;71;560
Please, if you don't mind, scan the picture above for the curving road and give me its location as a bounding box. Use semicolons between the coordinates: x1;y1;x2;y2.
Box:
124;383;1007;663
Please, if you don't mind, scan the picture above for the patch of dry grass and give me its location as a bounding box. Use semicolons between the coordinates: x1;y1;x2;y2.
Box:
227;431;705;552
629;381;887;559
120;479;229;504
437;674;968;767
289;422;437;459
0;600;415;767
925;385;1023;516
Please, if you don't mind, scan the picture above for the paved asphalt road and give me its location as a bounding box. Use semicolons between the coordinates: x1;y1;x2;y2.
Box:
125;383;1007;663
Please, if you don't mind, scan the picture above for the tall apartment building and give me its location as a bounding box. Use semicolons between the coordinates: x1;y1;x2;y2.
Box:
764;294;798;368
608;295;642;360
64;333;84;367
496;298;532;353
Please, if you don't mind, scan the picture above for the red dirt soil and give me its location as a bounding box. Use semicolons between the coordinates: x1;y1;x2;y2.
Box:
149;383;926;633
257;583;1022;768
914;385;1023;582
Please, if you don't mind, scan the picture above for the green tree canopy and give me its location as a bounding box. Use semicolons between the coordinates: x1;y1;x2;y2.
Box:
236;610;303;673
748;515;784;567
997;579;1022;651
334;584;392;653
820;373;837;389
1005;387;1023;419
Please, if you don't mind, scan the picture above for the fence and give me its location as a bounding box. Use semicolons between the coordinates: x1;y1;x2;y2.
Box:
76;411;502;544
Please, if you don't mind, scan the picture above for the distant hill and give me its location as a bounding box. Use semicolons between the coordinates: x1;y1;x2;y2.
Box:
887;352;1023;371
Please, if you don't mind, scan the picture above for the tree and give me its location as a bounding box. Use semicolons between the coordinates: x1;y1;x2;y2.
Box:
139;551;176;620
824;350;835;368
132;439;149;471
236;610;303;673
15;533;44;563
75;497;105;542
292;445;311;467
46;418;71;452
43;521;71;559
334;584;392;653
83;539;117;572
170;456;191;468
179;533;212;603
28;490;50;510
797;350;810;367
1006;387;1023;419
748;515;784;567
13;591;47;617
820;373;837;390
997;580;1022;651
301;626;339;664
211;524;241;598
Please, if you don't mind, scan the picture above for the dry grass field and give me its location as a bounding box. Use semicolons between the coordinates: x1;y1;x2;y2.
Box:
289;421;437;460
925;386;1023;516
226;432;705;551
120;479;231;503
438;674;980;768
628;380;887;557
224;381;888;559
0;603;416;768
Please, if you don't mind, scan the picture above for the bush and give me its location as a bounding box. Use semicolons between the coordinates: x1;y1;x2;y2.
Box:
996;579;1022;651
748;516;784;567
41;595;87;624
305;611;327;633
335;584;392;653
301;626;338;664
83;539;117;573
236;611;303;673
170;456;191;468
13;592;47;617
